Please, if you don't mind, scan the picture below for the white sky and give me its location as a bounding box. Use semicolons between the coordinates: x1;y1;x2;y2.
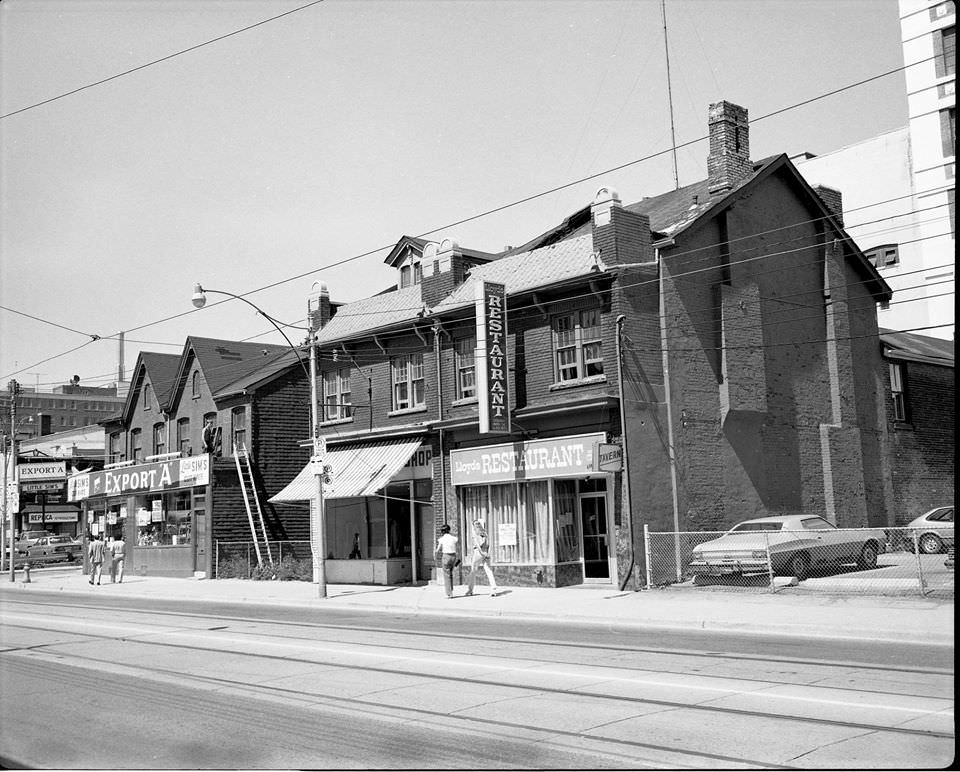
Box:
1;0;906;391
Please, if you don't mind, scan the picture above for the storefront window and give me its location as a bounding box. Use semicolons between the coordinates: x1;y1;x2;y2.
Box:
554;479;580;562
461;481;554;565
135;489;193;546
325;496;387;559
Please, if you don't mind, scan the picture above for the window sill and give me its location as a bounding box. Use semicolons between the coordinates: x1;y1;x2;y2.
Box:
451;397;479;407
893;421;915;431
549;375;607;391
320;417;354;427
388;406;428;418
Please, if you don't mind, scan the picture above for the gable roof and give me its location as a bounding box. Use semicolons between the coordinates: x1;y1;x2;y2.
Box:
313;153;892;345
121;351;180;422
214;348;309;399
173;337;291;406
880;329;954;367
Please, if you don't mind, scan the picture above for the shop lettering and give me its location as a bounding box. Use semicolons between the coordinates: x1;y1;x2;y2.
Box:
479;444;585;475
103;465;173;494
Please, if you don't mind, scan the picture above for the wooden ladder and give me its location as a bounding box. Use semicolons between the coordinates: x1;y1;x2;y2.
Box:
234;442;273;566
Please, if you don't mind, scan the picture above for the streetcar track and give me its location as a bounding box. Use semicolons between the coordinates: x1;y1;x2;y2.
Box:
3;615;951;706
2;617;953;741
1;595;951;676
0;653;799;770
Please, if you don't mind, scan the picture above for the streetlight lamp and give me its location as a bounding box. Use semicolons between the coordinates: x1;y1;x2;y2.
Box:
191;283;328;598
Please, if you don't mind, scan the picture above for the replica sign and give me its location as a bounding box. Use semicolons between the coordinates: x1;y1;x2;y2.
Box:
475;281;510;435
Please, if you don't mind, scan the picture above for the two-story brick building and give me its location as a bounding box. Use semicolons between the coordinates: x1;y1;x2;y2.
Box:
271;100;895;589
72;337;311;577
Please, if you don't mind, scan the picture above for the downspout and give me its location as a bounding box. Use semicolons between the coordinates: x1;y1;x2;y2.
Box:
616;314;637;591
658;248;683;581
434;321;447;525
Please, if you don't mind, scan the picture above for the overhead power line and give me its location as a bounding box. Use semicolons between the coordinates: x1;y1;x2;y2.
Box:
0;0;326;120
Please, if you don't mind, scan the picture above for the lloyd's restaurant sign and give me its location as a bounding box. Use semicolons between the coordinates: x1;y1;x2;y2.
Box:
451;433;607;485
475;281;510;435
68;454;210;502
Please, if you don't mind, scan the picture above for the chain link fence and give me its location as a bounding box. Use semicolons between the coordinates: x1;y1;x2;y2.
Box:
645;524;954;598
215;540;314;580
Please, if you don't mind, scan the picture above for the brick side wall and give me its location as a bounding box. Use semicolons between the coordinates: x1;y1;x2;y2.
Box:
886;360;955;522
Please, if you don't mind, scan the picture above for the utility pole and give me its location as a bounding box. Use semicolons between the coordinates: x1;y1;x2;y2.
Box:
8;379;20;582
308;282;329;598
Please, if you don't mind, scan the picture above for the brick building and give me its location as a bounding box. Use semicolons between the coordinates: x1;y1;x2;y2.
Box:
271;100;895;589
879;329;955;522
72;337;311;577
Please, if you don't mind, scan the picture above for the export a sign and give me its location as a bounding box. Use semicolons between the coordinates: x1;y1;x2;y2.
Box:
451;433;606;485
475;281;510;435
68;454;210;501
18;461;66;481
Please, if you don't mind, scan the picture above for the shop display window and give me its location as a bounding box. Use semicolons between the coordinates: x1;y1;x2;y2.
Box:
135;490;194;546
460;480;555;564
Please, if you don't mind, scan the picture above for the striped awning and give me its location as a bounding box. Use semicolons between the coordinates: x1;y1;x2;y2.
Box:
269;438;423;502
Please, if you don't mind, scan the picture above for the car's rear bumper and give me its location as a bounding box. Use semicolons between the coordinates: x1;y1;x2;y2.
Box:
689;559;771;576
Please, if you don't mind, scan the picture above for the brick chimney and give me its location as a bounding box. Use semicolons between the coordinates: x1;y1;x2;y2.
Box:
590;186;653;266
707;101;751;195
813;184;844;228
420;239;468;308
307;280;332;332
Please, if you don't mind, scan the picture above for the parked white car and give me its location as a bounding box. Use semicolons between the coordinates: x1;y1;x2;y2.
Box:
689;515;886;581
904;506;954;554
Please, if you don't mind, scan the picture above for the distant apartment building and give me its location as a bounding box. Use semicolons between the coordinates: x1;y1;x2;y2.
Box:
1;382;125;440
796;0;954;339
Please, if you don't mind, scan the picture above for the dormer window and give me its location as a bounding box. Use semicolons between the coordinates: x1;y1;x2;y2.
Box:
400;259;422;288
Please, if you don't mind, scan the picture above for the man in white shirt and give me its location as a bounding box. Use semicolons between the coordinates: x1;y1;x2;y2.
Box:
434;524;459;598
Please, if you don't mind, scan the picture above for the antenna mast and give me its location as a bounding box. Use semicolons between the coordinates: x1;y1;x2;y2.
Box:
661;0;679;190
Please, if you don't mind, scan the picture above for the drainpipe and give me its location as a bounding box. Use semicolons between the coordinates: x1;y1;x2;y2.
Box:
616;314;637;591
658;249;683;581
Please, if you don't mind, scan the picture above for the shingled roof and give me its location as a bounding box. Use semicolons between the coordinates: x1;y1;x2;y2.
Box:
183;337;290;399
880;329;954;367
215;348;308;398
139;352;182;406
314;284;425;346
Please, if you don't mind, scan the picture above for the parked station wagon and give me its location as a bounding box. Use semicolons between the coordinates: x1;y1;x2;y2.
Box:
689;515;886;581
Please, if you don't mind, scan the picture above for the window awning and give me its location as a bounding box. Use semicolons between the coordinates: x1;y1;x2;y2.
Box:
269;438;423;503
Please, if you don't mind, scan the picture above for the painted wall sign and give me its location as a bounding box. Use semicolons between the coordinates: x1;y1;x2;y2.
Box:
450;433;606;485
67;454;210;501
18;461;66;481
475;281;511;435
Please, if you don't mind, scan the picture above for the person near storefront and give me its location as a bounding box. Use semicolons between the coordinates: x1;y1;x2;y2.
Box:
465;519;499;597
434;524;459;599
88;534;106;585
109;534;126;583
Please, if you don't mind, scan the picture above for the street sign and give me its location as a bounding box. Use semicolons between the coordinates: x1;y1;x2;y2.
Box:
313;436;326;457
596;443;623;472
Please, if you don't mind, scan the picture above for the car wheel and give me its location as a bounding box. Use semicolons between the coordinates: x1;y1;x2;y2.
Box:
857;542;878;570
919;533;944;555
789;552;811;581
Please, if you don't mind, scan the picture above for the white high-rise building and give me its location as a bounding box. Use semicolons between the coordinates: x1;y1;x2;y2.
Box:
796;0;954;339
900;0;955;339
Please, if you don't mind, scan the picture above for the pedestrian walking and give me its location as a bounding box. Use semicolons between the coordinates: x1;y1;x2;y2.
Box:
434;524;459;598
109;533;126;583
465;519;499;597
88;533;106;585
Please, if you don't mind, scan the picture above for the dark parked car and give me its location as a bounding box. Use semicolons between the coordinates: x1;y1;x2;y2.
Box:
14;529;54;553
23;535;82;564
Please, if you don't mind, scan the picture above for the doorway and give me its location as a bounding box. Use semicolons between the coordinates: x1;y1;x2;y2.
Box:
579;493;610;580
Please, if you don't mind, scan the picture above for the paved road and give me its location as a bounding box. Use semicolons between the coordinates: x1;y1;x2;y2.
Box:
1;593;952;769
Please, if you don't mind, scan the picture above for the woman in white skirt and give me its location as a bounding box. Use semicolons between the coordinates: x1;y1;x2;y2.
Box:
465;519;499;596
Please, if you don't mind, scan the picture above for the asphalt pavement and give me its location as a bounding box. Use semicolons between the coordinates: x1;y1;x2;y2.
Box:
0;564;953;646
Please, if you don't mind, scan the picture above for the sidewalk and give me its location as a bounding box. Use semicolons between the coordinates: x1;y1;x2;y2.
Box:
0;567;953;645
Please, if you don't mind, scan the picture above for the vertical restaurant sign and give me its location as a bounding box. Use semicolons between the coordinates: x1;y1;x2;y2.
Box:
475;281;511;434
